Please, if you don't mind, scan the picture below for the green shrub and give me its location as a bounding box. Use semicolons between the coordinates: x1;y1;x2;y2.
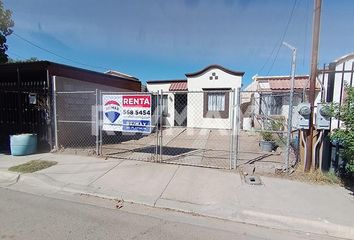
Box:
329;86;354;175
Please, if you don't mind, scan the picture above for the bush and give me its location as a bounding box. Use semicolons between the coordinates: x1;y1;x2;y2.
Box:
330;86;354;175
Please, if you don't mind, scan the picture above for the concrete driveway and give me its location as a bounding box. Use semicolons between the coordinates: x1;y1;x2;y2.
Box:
101;127;284;170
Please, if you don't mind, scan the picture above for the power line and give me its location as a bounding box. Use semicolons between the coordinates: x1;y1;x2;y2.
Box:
302;0;310;67
257;0;298;76
266;0;298;75
13;32;110;71
7;50;24;59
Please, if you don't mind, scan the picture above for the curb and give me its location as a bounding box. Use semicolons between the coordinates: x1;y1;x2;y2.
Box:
59;188;354;240
3;171;354;240
238;210;354;240
155;198;354;240
0;170;20;185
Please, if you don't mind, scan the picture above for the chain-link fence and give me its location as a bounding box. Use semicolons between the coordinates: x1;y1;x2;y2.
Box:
53;88;303;173
158;90;235;169
55;90;99;155
100;92;159;162
238;90;303;175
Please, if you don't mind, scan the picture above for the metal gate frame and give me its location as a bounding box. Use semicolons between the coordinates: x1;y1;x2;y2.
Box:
54;88;240;170
156;89;239;170
98;90;240;169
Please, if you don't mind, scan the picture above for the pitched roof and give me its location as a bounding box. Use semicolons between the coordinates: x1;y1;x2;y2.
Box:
253;75;318;90
105;70;138;81
0;61;141;91
0;61;140;82
169;81;188;91
185;65;244;77
146;79;187;84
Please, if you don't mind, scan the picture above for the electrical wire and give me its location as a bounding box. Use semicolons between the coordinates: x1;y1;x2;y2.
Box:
302;0;310;67
256;0;298;76
266;0;298;75
12;32;110;71
7;50;24;59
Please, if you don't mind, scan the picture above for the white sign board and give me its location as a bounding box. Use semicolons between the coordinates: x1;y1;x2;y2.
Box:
102;94;152;133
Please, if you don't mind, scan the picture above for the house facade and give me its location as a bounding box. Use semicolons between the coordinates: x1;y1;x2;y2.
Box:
147;65;244;129
317;53;354;131
242;75;316;130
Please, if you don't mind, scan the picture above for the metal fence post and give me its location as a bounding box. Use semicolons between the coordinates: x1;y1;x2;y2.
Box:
52;76;59;150
95;89;99;155
159;89;163;162
155;91;160;162
99;90;103;156
229;89;236;170
234;87;241;169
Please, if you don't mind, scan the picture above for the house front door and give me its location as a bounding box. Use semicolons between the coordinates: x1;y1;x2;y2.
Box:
174;93;187;126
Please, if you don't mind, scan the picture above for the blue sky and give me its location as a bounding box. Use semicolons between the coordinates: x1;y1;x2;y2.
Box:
3;0;354;86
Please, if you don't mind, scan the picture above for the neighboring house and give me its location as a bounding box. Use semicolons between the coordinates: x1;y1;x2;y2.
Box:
0;61;140;151
242;75;316;130
316;53;354;171
317;53;354;131
146;65;244;129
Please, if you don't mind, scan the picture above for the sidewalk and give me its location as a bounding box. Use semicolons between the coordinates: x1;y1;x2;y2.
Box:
0;153;353;239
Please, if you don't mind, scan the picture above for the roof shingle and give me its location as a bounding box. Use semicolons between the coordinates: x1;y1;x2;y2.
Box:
169;82;188;91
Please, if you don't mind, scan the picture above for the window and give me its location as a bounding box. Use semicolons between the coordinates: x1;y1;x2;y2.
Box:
207;93;225;111
269;96;282;115
203;91;229;118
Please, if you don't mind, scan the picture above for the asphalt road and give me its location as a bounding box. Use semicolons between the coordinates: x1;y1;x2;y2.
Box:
0;188;340;240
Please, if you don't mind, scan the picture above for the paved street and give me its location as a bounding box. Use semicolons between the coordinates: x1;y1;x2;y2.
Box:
1;153;353;239
0;188;340;240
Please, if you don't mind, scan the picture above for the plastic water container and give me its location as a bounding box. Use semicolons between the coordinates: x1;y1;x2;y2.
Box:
10;134;37;156
243;117;252;131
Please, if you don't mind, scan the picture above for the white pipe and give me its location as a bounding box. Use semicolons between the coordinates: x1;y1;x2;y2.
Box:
282;42;296;174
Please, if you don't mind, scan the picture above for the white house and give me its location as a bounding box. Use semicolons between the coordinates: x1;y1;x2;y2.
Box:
146;65;244;129
242;74;319;130
317;53;354;131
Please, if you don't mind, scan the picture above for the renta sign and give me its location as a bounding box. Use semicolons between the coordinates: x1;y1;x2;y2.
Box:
122;96;150;108
102;94;151;133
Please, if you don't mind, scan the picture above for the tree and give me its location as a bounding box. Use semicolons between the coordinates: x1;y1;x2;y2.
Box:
0;1;14;63
330;86;354;176
7;57;39;63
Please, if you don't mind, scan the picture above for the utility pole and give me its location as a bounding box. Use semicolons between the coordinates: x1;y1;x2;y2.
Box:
283;42;296;174
305;0;322;172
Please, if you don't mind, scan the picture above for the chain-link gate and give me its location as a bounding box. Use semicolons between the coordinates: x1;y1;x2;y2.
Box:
158;90;237;169
98;90;238;169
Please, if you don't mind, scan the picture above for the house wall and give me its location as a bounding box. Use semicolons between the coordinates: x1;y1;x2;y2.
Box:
55;75;132;122
328;57;354;130
55;76;130;92
54;75;137;147
187;68;242;129
146;83;175;127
